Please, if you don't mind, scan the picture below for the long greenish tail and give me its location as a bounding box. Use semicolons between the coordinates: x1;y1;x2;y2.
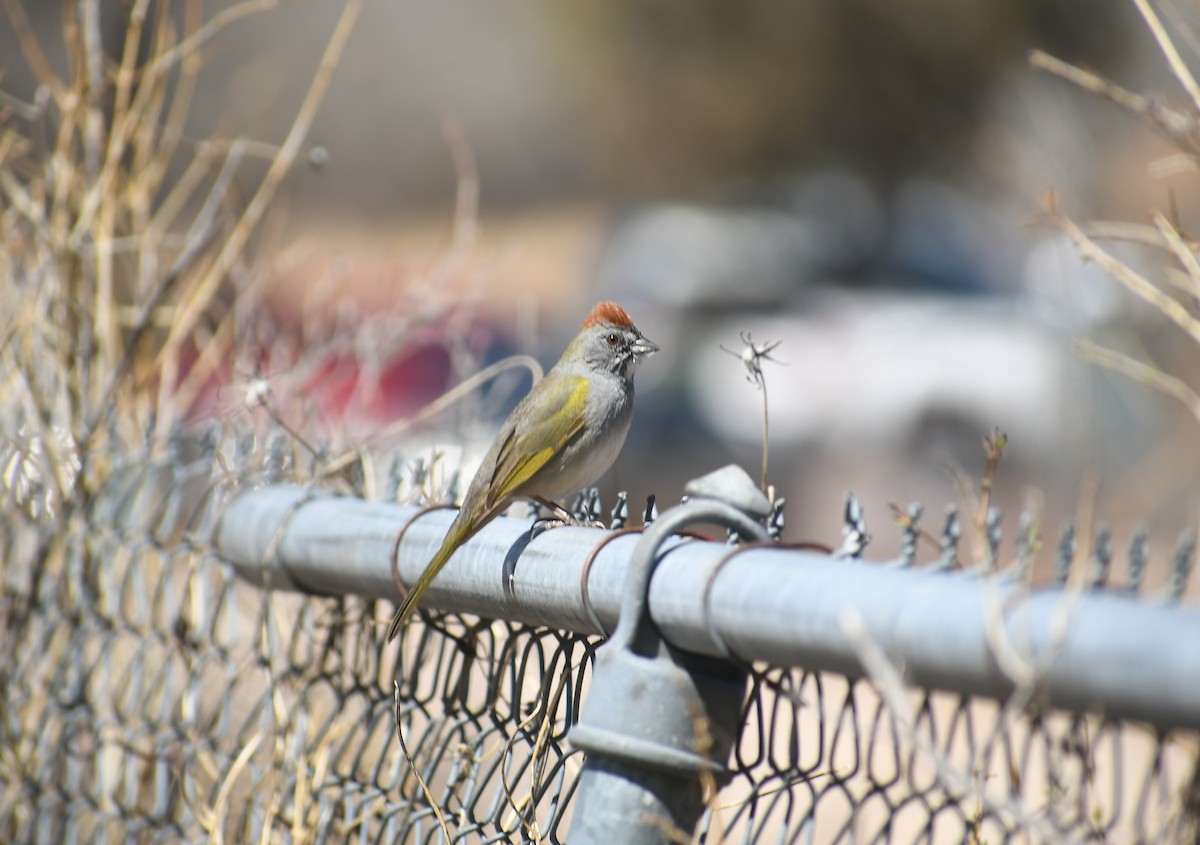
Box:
385;515;475;641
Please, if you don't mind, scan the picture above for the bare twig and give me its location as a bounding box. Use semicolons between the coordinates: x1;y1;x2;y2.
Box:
1029;49;1156;114
0;0;61;94
1047;203;1200;346
148;0;287;77
393;681;452;842
1132;0;1200;115
207;732;265;844
1083;219;1186;249
1076;340;1200;425
156;0;363;441
82;212;221;443
1028;48;1200;153
1151;210;1200;301
976;427;1007;539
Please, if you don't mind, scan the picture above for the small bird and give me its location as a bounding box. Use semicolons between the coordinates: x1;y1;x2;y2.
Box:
386;302;657;640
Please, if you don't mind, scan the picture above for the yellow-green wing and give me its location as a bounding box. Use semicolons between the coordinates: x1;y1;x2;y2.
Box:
486;375;588;508
387;375;589;641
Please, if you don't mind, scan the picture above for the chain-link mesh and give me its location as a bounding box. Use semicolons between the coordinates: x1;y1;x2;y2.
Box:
2;2;1198;840
721;671;1196;843
2;433;1197;844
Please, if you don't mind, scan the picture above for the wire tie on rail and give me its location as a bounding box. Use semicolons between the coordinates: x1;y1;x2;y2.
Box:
579;527;645;637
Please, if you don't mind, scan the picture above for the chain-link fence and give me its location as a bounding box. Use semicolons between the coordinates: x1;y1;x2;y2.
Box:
2;430;1197;844
3;1;1200;842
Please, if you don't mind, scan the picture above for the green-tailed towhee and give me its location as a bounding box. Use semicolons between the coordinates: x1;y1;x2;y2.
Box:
386;301;657;640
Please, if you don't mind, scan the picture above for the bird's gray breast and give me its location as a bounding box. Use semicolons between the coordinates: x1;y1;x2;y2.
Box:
528;375;634;499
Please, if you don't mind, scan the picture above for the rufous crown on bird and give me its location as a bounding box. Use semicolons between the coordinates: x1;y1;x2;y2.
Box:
581;301;635;330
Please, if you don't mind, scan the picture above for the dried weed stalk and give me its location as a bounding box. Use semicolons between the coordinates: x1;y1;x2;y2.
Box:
1;1;363;841
1;0;362;520
1031;1;1200;431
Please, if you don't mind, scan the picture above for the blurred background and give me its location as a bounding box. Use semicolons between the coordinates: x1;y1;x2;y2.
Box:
6;0;1197;559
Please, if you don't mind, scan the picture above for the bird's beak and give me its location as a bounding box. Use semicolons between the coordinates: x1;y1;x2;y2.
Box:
632;335;659;357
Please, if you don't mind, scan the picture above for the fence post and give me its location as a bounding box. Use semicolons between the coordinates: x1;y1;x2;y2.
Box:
568;466;772;844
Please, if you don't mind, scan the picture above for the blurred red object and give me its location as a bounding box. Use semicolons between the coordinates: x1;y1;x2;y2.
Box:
178;313;506;438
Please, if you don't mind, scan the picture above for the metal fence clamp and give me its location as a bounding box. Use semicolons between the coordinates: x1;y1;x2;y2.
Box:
568;464;772;845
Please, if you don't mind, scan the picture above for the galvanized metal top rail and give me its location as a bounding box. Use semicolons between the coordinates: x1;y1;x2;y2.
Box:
216;484;1200;731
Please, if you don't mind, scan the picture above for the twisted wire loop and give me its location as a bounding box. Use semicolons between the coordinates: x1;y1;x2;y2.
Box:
390;503;458;599
1;430;1196;844
579;526;645;636
700;540;831;663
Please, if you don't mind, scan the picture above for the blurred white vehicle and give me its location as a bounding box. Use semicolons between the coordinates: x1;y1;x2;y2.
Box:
595;177;1131;466
688;291;1086;461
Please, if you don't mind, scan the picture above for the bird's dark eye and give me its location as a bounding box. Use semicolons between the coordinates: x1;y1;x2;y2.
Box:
605;332;620;347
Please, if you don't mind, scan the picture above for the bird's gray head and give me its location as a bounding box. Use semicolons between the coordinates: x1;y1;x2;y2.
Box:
573;301;658;379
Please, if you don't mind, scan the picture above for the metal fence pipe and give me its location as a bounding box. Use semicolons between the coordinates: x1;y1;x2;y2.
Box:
215;485;1200;730
664;551;1200;730
215;484;659;630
